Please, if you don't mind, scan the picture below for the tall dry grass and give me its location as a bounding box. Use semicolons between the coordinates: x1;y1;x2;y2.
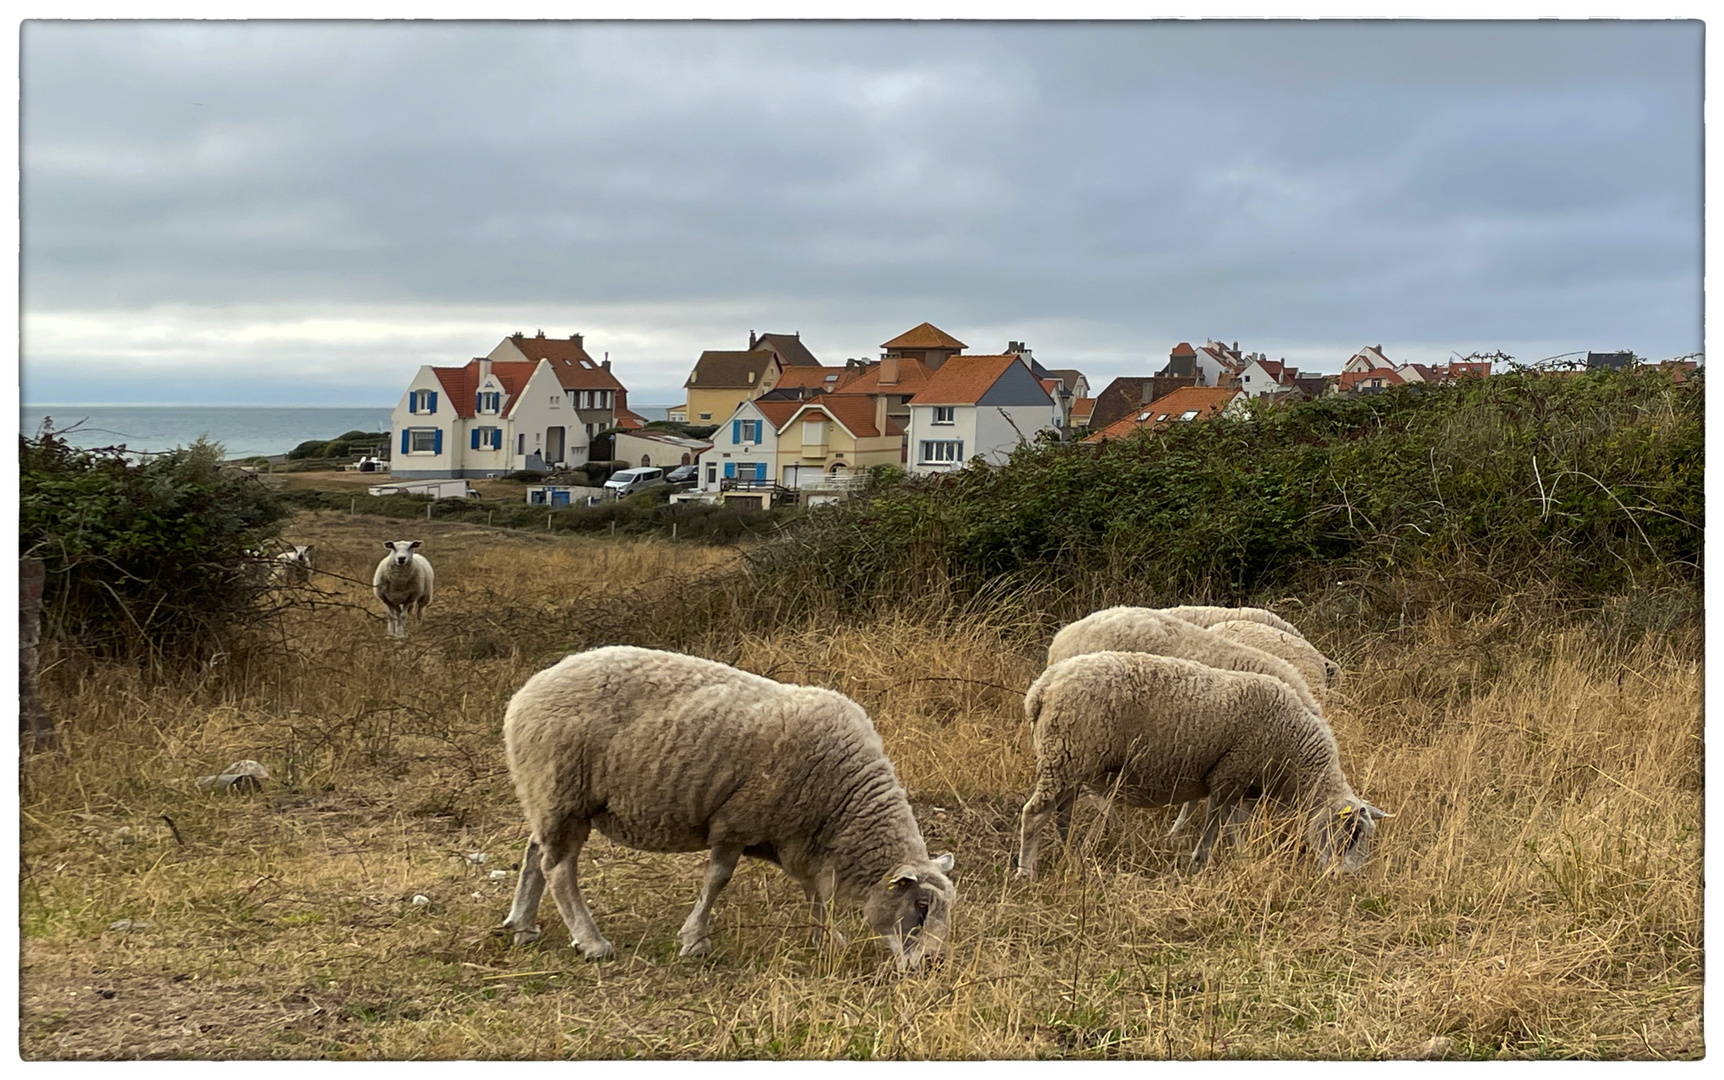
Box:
19;512;1702;1059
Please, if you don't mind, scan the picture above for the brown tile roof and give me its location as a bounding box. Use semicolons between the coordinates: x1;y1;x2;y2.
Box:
1069;397;1095;423
791;394;890;439
1039;378;1061;396
615;407;648;429
754;332;821;367
1083;386;1240;443
907;354;1020;406
1170;342;1196;356
686;349;776;389
1337;367;1405;392
1047;368;1087;390
882;322;967;351
505;333;626;391
431;359;540;419
838;357;936;397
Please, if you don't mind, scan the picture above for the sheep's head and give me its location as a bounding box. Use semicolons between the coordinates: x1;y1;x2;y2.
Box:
1323;658;1343;687
291;545;313;565
382;539;421;566
863;853;956;972
1307;798;1389;873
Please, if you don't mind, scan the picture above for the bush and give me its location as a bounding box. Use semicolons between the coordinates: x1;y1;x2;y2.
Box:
20;428;291;666
286;430;389;460
746;367;1703;621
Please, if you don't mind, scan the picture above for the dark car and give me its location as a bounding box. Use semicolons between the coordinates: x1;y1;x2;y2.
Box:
664;464;699;487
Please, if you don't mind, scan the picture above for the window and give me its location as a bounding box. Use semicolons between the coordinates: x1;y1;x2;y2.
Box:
476;391;500;414
920;440;962;464
549;395;560;407
932;406;955;425
736;419;760;443
406;428;440;454
471;426;502;450
699;412;712;421
1138;412;1152;422
803;419;826;445
1179;410;1200;421
517;433;526;455
410;389;438;414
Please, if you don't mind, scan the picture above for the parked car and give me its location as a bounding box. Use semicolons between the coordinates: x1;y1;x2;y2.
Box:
603;466;667;497
664;464;699;487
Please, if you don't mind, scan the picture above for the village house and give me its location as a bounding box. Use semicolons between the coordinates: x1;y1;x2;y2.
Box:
681;331;824;423
774;395;906;486
905;353;1060;475
489;331;641;440
1083;385;1247;444
699;399;798;493
390;354;589;479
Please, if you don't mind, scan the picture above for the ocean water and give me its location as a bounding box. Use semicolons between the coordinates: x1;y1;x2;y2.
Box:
20;405;396;460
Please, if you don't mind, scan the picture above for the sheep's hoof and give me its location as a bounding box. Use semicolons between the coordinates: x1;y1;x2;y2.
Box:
1012;866;1037;881
678;936;712;958
577;938;614;960
510;927;541;945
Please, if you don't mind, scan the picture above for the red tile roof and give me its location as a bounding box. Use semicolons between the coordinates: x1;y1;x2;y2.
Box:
1083;386;1240;443
1070;397;1095;423
754;400;803;431
882;322;967;351
773;366;850;391
1337;367;1405;392
791;394;892;439
505;333;627;391
1171;342;1196;356
835;357;936;396
431;359;540;419
907;354;1023;406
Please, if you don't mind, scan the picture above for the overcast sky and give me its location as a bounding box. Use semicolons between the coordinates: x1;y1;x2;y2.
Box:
20;19;1704;407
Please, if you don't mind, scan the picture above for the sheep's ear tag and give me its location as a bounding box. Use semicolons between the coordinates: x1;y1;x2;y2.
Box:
1335;805;1354;819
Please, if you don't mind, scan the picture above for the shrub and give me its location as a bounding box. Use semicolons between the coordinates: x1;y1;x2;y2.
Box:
20;427;291;666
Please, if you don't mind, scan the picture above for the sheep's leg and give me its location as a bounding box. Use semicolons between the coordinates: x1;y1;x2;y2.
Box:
1015;778;1073;880
677;841;743;957
500;838;546;944
1052;792;1078;845
1191;794;1246;871
1167;800;1197;838
543;821;613;960
803;875;848;951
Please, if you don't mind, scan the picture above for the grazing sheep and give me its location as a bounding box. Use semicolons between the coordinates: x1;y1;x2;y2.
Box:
1160;604;1306;640
1048;607;1323;718
271;545;314;587
373;540;434;638
499;646;957;971
1207;618;1341;694
1016;651;1387;877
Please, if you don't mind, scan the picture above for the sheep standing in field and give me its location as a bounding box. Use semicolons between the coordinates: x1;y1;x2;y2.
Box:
373;540;434;638
1048;607;1324;718
1015;651;1388;877
500;646;958;971
1207;618;1342;696
271;545;314;587
1160;604;1306;639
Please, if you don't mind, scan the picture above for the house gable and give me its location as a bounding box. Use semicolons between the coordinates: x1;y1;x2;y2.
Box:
977;357;1057;407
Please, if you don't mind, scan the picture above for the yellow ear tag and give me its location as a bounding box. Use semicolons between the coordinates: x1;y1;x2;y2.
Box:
1336;806;1354;818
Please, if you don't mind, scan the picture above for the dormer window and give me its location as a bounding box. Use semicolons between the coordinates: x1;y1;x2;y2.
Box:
410;389;437;414
477;391;500;414
1179;410;1200;421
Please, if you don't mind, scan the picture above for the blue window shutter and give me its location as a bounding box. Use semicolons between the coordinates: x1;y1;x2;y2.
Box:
471;428;480;450
492;428;502;450
755;463;767;481
754;423;763;444
428;391;438;414
732;420;742;444
724;463;735;479
433;429;443;455
401;429;411;454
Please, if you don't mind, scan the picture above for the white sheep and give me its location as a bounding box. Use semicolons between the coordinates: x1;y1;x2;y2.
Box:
1160;604;1306;640
1207;618;1341;695
373;540;434;638
499;646;958;970
271;545;314;587
1015;651;1387;876
1048;607;1323;718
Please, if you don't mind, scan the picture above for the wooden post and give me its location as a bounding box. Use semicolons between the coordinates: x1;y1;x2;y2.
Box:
426;501;433;520
20;557;58;752
350;498;356;515
488;510;494;527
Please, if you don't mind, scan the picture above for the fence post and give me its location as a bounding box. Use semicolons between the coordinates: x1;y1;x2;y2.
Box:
427;501;433;520
671;521;677;541
20;557;58;753
488;510;494;527
350;497;356;515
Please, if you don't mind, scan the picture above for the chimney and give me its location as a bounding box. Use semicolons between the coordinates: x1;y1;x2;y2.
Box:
879;355;900;386
875;392;888;435
749;331;757;350
536;329;546;339
572;333;584;350
478;355;492;383
601;358;611;371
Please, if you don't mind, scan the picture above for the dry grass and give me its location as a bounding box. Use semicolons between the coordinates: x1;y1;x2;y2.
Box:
19;512;1703;1059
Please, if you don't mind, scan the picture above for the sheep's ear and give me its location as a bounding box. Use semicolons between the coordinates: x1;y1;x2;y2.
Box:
887;870;918;890
1361;802;1392;821
408;540;422;550
382;540;397;549
933;852;955;873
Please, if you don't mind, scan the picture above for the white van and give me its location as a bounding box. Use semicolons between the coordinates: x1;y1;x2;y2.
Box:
603;466;667;498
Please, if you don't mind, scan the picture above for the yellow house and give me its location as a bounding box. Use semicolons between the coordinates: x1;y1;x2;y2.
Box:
773;395;906;488
682;331;825;423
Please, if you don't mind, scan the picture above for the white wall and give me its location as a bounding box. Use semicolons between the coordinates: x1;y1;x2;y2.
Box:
972;403;1059;464
701;402;777;491
906;405;978;476
390;367;456;478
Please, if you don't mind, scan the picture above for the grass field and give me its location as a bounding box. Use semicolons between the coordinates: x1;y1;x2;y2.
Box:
19;511;1703;1059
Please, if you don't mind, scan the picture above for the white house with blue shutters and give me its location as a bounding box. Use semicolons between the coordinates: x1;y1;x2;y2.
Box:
698;398;793;493
390;355;591;479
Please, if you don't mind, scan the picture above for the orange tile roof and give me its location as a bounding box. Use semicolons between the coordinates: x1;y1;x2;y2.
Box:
1070;397;1095;422
1083;386;1240;443
837;357;937;396
505;333;626;391
1337;367;1405;392
882;322;967;351
906;354;1023;406
1171;342;1196;356
431;359;540;419
753;400;802;431
773;366;850;391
